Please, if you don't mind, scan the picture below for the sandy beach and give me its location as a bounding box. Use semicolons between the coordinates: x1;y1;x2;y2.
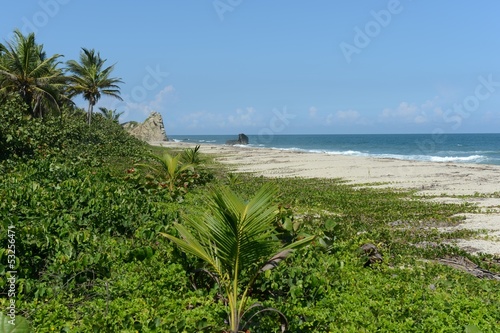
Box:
152;141;500;255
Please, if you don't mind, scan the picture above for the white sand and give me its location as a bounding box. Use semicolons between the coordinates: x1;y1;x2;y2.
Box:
152;141;500;256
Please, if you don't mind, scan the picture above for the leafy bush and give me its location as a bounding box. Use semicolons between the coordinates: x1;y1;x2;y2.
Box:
0;96;146;167
0;98;217;331
0;97;37;160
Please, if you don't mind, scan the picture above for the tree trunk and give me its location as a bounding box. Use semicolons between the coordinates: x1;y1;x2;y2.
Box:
21;90;34;117
87;101;94;125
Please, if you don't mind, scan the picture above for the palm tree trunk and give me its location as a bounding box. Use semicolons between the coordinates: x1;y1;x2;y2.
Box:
33;96;43;118
87;101;93;125
230;260;240;332
229;292;239;333
21;90;34;117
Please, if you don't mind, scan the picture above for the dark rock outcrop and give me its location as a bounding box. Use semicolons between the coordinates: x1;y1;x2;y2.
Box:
122;111;168;142
226;133;249;145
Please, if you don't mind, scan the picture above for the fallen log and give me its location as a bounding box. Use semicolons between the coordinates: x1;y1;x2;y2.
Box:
437;255;500;280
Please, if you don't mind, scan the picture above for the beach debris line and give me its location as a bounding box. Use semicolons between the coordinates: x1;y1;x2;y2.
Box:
437;255;500;280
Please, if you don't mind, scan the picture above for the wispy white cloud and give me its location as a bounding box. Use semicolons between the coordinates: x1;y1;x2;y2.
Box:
169;106;262;131
179;111;226;129
420;96;439;109
149;85;177;110
381;102;418;120
413;114;427;124
308;106;317;118
104;84;177;121
325;109;368;126
379;97;443;124
228;107;258;126
336;109;361;122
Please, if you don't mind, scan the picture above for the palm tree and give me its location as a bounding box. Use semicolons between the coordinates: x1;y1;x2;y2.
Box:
66;48;123;125
98;107;123;123
161;184;314;332
137;152;194;193
0;30;66;117
181;144;202;165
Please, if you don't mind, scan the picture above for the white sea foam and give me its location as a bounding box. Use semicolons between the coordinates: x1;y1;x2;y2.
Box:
167;134;499;165
429;155;487;163
266;146;489;164
324;150;367;156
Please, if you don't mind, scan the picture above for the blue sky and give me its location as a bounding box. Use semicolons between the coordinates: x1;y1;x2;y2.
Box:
2;1;500;135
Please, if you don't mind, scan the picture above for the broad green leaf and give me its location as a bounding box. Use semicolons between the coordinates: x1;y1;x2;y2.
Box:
283;218;293;231
465;325;483;333
325;218;336;230
0;313;31;333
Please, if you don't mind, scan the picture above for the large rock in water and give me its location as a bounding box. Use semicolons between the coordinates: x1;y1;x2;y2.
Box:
226;133;249;145
122;112;168;142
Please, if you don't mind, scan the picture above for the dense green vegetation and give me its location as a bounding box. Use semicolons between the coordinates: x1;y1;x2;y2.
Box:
1;30;499;332
1;99;499;332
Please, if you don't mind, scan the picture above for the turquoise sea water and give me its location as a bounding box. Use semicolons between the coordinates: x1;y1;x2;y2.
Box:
168;133;500;165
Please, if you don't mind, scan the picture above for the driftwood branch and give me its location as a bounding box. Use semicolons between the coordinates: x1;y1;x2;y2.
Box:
437;255;500;280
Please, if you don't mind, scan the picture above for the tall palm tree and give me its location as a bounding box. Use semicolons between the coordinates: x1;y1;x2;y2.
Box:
66;48;123;125
0;30;66;117
161;184;314;332
98;107;123;123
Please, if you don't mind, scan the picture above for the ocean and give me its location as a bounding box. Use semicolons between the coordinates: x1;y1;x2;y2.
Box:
168;133;500;166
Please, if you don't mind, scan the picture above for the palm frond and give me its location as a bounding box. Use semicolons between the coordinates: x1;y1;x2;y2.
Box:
66;47;123;124
0;29;66;117
180;184;280;276
161;184;314;333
